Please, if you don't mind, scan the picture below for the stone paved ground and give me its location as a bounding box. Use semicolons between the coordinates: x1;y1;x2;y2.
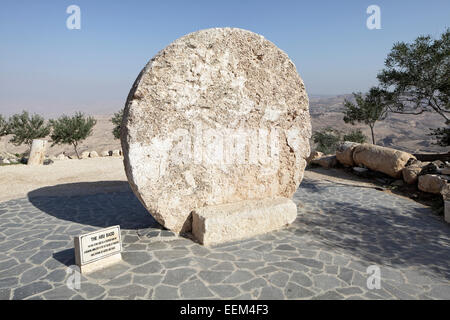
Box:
0;178;449;300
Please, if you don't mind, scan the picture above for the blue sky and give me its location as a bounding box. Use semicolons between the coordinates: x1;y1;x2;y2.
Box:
0;0;449;116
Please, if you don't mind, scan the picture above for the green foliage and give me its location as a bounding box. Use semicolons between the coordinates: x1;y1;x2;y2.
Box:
343;129;367;143
429;125;450;147
313;128;368;154
49;112;97;159
343;87;387;144
8;111;50;146
111;108;124;140
0;114;9;136
312;127;342;154
377;28;450;146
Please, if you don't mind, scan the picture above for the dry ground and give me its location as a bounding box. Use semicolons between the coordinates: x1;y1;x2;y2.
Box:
0;157;127;202
0;157;419;205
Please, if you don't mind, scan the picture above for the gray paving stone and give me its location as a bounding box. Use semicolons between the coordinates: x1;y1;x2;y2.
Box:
258;286;284;300
0;288;11;300
14;239;43;251
109;284;148;299
20;266;48;284
285;282;315;299
12;281;52;300
0;178;449;300
87;263;129;280
198;271;231;284
104;274;132;287
268;271;290;288
427;285;450;300
338;267;354;285
211;262;235;271
289;257;324;269
153;285;179;299
131;261;163;274
162;268;197;286
180;280;214;298
254;266;278;276
45;269;67;283
154;250;188;261
240;278;268;291
41;241;68;250
313;274;343;291
336;286;364;295
0;259;18;271
80;282;106;299
122;251;152;266
42;285;78;300
0;277;19;288
313;290;345;300
133;275;163;287
2;263;33;278
209;284;241;298
223;270;254;284
290;272;313;287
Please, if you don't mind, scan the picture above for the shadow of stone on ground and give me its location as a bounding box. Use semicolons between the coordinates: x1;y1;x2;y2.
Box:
27;181;158;230
53;248;75;267
295;179;450;281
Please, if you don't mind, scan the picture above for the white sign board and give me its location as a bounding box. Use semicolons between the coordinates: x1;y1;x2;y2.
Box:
74;225;122;273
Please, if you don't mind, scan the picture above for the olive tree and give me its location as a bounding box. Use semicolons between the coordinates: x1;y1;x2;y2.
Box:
8;111;51;147
312;127;342;154
343;87;388;144
0;115;9;137
111;108;124;140
49;112;96;159
377;28;450;146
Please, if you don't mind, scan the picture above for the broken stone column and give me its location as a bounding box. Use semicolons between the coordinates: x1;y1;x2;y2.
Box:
121;28;311;243
27;139;48;165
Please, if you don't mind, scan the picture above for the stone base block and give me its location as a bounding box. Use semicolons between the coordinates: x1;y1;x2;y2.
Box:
192;197;297;246
77;253;122;274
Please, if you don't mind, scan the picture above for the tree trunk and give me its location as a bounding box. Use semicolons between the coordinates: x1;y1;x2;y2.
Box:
73;142;80;159
370;125;375;145
28;139;47;165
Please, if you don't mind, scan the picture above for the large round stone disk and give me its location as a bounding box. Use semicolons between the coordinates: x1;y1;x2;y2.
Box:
121;28;311;233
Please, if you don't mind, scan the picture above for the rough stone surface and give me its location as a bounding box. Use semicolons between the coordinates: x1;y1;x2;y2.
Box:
336;141;359;167
27;139;47;166
402;166;422;185
311;155;337;169
121;28;311;233
81;151;90;159
89;151;99;158
352;144;415;178
418;174;448;194
112;150;121;157
306;151;323;164
192;197;297;245
56;154;67;160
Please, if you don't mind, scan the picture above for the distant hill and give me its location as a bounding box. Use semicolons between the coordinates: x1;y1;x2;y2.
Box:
309;95;448;154
0;95;447;157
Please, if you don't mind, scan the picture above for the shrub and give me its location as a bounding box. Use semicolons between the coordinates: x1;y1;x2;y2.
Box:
111;108;124;140
8;111;50;147
49;112;96;159
312;128;342;154
343;129;367;143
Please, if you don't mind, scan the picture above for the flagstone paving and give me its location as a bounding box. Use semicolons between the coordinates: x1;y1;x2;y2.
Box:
0;178;449;300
